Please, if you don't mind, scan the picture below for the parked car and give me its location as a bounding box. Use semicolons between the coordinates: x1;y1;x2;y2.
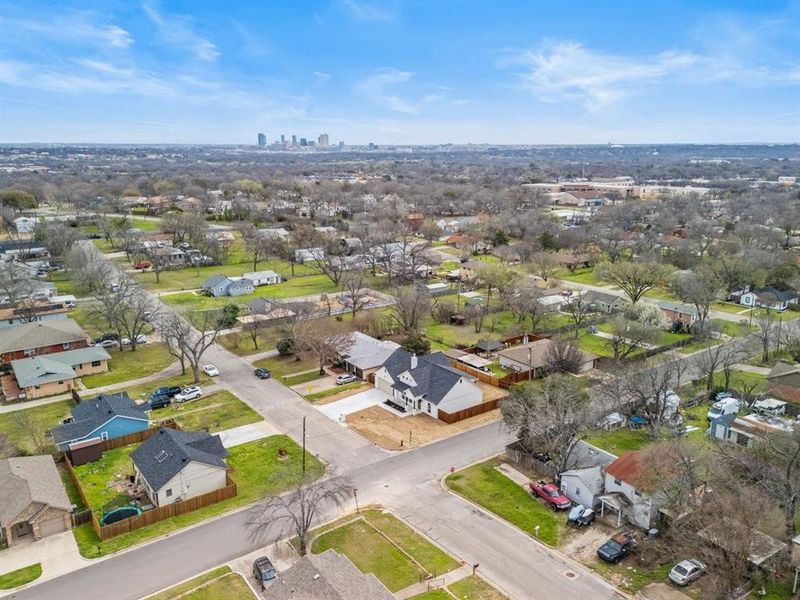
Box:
121;334;149;346
202;364;220;377
95;339;118;348
336;373;358;385
597;532;637;563
94;333;119;344
254;368;271;379
148;395;172;410
150;386;181;400
529;481;571;510
566;504;595;527
668;559;706;586
174;386;202;403
252;556;277;590
133;261;151;270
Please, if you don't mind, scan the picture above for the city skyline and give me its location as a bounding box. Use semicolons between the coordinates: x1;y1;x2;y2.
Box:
0;0;798;145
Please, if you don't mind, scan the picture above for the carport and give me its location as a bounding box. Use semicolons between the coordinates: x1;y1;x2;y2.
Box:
598;493;628;527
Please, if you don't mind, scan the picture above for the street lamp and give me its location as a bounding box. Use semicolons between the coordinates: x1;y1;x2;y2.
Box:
354;488;359;513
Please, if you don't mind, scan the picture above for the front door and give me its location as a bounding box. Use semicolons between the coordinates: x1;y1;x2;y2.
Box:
12;521;32;540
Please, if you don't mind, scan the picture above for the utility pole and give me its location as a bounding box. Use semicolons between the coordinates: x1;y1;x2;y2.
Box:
302;416;306;476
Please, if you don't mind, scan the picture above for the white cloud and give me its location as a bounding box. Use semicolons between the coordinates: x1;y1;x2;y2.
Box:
142;2;220;62
339;0;396;22
313;71;332;84
502;41;697;111
357;69;417;113
0;13;132;48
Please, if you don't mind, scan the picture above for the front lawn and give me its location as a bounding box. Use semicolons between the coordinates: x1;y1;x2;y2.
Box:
283;370;326;386
305;382;366;402
252;354;319;378
311;509;459;592
0;564;42;590
157;390;262;433
216;329;284;356
181;573;255;600
148;567;231;600
49;270;86;297
445;459;561;546
448;575;509;600
0;400;74;454
712;302;748;315
583;428;650;454
81;343;175;388
575;331;615;357
73;434;324;558
552;267;601;285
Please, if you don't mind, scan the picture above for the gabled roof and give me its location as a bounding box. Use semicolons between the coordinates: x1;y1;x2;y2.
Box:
242;270;280;280
750;286;797;302
200;274;230;290
0;319;88;355
0;456;72;525
267;549;394;600
497;338;598;369
604;451;643;486
341;332;399;370
131;428;228;492
52;392;149;444
11;346;111;388
768;361;800;380
380;349;468;405
656;300;697;316
583;290;625;306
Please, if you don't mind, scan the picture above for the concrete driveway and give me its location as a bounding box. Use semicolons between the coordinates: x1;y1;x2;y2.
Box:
316;387;388;423
0;531;85;596
218;421;280;448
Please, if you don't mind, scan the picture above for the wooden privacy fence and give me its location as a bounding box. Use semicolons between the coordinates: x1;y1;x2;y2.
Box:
449;358;532;389
64;446;237;541
99;419;179;451
438;398;502;424
505;441;558;479
95;475;237;540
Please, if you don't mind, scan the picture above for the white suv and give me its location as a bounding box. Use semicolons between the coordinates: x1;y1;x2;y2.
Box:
174;386;202;403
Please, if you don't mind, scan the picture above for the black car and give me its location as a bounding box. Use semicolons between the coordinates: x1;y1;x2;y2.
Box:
254;368;272;379
94;333;120;344
151;386;181;399
148;395;173;410
597;532;637;563
252;556;277;590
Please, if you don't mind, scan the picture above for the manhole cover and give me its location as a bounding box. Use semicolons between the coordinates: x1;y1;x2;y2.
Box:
564;571;576;579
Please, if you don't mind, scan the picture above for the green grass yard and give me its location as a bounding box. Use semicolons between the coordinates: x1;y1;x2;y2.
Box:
148;567;232;600
49;270;86;297
445;459;561;546
552;267;601;285
583;428;650;454
73;435;323;558
156;390;262;433
311;509;459;592
448;575;509;600
252;354;319;378
0;564;42;590
0;400;74;454
283;370;326;386
81;343;175;388
591;561;672;594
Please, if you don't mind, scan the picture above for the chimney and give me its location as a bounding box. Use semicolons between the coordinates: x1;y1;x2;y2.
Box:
410;353;418;369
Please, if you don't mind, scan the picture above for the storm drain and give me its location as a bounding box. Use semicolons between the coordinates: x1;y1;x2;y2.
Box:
564;571;577;579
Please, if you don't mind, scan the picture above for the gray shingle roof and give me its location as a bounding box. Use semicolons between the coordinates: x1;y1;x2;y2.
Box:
200;274;229;290
11;346;111;388
131;428;228;492
0;318;89;355
266;549;394;600
381;349;466;405
0;456;72;525
52;392;149;445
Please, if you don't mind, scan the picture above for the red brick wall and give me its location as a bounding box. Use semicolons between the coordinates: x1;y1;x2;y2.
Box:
0;340;90;365
768;382;800;404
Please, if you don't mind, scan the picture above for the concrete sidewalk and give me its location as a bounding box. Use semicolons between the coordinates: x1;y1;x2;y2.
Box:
0;362;181;414
395;564;474;599
732;363;771;375
218;420;279;448
0;532;86;598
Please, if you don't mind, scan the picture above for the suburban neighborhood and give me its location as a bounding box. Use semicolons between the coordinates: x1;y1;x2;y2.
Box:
0;5;798;596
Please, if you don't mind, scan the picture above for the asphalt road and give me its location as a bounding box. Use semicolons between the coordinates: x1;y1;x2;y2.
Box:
18;247;760;600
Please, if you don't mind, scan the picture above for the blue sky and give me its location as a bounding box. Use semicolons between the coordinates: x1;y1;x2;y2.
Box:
0;0;798;144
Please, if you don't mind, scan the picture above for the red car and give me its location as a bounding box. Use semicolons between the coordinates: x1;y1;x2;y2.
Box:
133;261;151;270
529;480;571;510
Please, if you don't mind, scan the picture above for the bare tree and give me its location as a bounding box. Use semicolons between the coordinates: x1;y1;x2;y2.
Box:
341;270;371;319
510;286;552;334
246;475;355;556
529;251;561;283
293;317;353;375
159;310;224;383
607;317;659;360
695;341;745;391
388;286;431;334
12;410;51;455
544;337;586;374
596;261;671;304
619;360;682;440
755;310;778;364
0;432;17;459
718;426;800;540
501;374;591;475
32;222;82;261
564;293;593;338
671;269;722;331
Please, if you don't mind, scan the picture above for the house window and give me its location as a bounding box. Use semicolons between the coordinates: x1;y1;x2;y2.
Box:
613;478;621;486
426;402;431;414
574;488;580;496
24;349;35;357
91;361;101;367
101;432;108;441
63;343;71;350
634;490;642;497
58;381;64;385
165;489;173;497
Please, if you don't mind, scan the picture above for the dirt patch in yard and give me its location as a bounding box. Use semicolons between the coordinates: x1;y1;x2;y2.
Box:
346;405;502;450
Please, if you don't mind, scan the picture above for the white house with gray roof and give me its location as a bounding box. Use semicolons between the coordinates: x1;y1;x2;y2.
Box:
339;332;400;379
373;349;482;419
131;428;229;507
